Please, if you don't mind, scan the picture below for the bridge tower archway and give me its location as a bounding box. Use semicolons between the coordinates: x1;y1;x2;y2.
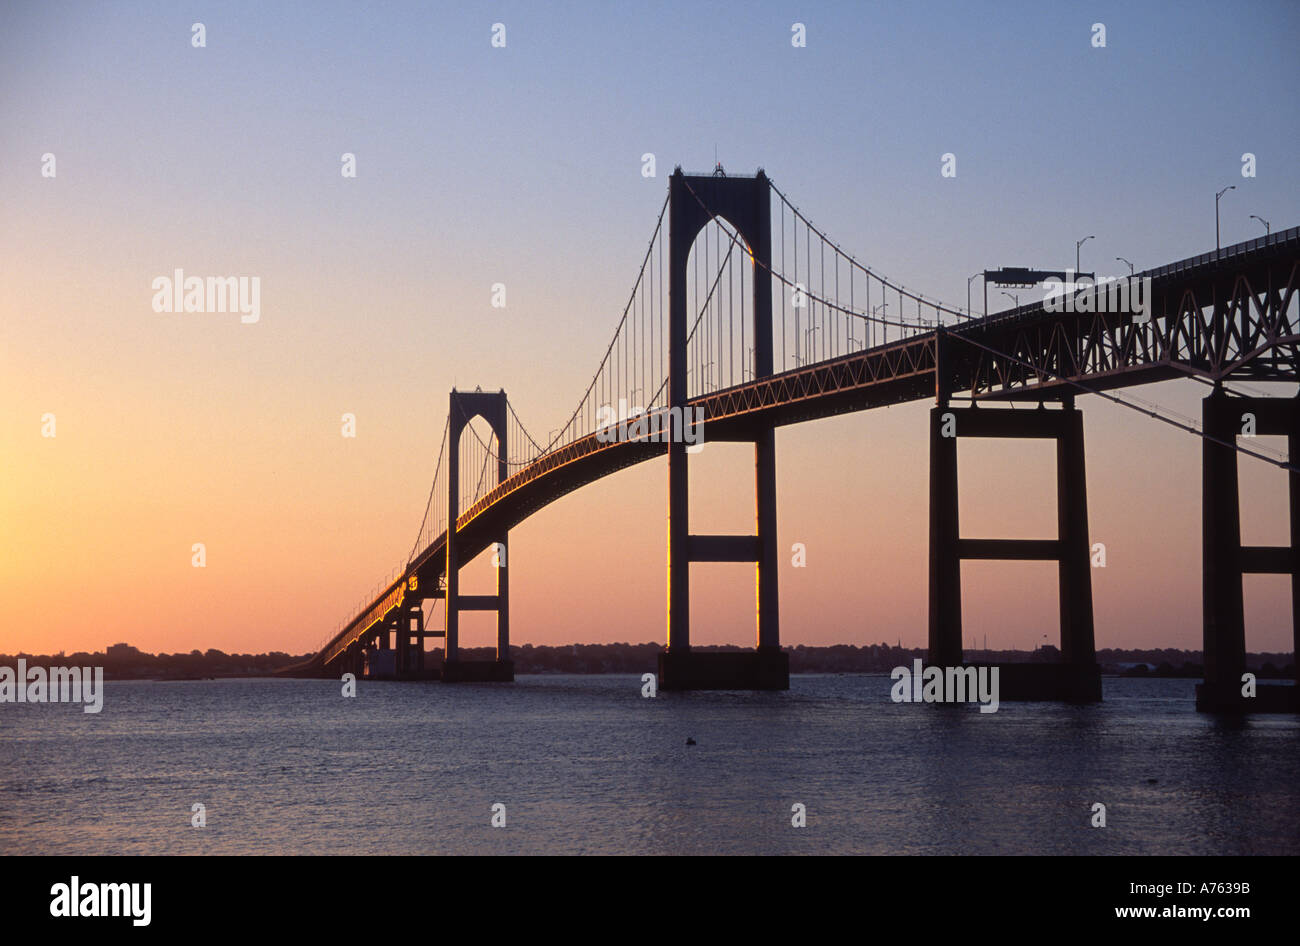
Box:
661;169;788;690
444;388;514;683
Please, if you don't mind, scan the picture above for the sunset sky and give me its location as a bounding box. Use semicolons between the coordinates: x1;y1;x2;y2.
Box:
3;0;1299;657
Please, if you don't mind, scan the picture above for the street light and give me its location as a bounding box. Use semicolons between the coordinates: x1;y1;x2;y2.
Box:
800;325;821;365
1250;214;1271;235
872;302;889;344
1001;291;1019;309
1215;185;1235;249
967;272;983;318
1115;256;1134;276
1075;235;1095;274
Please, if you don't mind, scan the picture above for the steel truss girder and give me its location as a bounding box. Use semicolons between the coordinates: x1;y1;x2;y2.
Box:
963;258;1299;400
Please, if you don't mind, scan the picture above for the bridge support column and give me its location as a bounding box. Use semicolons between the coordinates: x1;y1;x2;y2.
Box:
390;612;407;677
362;619;397;680
659;169;787;690
388;603;427;679
926;402;1101;702
495;536;510;663
412;603;426;674
443;388;515;683
756;425;780;653
1057;406;1097;673
928;405;962;667
1197;389;1300;713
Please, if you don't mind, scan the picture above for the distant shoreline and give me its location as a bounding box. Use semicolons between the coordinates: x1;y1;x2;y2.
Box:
3;642;1294;682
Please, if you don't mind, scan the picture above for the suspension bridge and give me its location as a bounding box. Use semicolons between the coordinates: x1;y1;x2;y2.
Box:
285;167;1300;712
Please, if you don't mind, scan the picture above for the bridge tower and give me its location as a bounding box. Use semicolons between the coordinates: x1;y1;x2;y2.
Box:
443;388;514;683
658;168;789;690
1197;388;1300;712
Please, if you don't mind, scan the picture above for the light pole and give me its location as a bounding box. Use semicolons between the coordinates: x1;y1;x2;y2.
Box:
1115;256;1134;276
967;272;983;318
1250;214;1271;235
1075;235;1095;275
872;302;888;344
1001;291;1019;309
1215;185;1235;249
804;325;821;363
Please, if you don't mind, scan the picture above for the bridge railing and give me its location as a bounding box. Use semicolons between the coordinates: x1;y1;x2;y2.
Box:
1144;225;1299;281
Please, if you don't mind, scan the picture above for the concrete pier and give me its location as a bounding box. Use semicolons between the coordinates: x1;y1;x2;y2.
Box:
927;394;1101;703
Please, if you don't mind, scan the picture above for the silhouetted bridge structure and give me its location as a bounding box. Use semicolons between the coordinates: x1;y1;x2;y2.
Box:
288;169;1299;712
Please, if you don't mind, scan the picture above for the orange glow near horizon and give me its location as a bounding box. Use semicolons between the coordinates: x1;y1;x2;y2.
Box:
7;370;1294;658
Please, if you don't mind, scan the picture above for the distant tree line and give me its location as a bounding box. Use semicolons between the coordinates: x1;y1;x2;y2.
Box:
1;641;1293;680
0;643;311;680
